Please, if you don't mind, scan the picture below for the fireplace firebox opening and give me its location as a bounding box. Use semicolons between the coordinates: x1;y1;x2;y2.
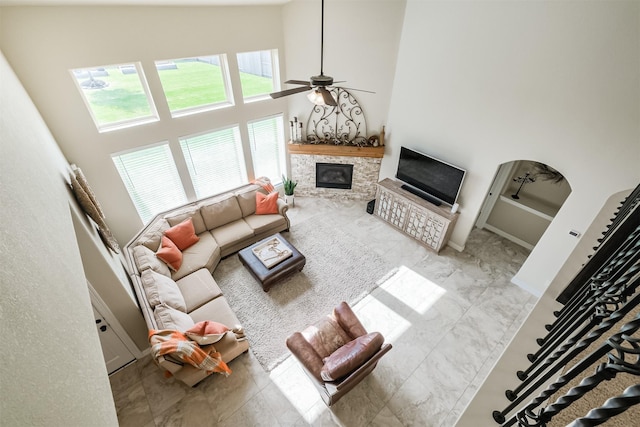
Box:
316;163;354;189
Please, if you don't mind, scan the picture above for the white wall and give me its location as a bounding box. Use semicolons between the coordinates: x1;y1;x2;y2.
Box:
0;51;118;426
0;1;406;245
385;0;640;295
0;5;288;244
282;0;406;138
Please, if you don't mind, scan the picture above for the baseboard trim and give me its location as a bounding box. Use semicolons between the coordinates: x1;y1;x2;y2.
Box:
447;241;465;252
483;224;534;251
511;276;543;297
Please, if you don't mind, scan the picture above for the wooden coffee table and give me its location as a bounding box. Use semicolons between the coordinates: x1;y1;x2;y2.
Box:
238;233;306;292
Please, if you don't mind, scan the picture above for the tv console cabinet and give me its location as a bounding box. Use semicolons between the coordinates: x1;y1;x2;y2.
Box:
374;178;459;253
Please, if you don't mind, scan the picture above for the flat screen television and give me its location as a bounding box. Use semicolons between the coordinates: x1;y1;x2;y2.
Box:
395;146;466;206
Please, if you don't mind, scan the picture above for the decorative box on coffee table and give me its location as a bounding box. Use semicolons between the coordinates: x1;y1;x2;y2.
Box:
238;233;306;292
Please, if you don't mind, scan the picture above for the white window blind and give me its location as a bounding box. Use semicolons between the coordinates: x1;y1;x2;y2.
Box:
179;126;248;199
112;143;187;224
247;115;285;184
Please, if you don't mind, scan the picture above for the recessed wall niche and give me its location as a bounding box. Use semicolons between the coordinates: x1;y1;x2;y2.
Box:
477;160;572;250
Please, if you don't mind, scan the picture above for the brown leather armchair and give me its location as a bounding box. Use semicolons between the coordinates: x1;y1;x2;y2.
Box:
285;301;392;406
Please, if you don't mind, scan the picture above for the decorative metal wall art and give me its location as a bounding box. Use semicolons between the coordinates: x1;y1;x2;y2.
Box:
303;88;378;147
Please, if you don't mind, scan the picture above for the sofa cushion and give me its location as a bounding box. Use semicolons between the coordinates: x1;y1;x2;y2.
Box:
141;269;187;312
200;195;243;230
137;218;170;251
185;321;230;345
156;235;183;271
170;232;220;281
255;191;279;215
132;244;171;277
320;332;384;381
176;268;223;312
154;303;195;331
164;218;200;250
244;213;287;235
164;207;207;235
210;219;254;252
235;187;259;217
189;296;243;329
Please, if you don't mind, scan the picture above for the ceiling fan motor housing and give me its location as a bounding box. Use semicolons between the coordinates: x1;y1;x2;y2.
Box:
310;74;333;87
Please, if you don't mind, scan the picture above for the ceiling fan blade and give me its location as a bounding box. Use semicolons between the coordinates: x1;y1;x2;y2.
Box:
285;79;311;85
319;87;338;106
334;86;376;94
270;85;312;99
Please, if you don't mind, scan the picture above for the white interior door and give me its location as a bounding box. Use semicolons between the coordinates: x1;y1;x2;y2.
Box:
92;305;136;374
475;161;516;228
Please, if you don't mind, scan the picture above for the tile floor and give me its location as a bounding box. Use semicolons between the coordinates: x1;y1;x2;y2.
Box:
110;197;537;426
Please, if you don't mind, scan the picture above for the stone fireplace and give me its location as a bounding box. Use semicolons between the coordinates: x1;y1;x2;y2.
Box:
289;144;384;200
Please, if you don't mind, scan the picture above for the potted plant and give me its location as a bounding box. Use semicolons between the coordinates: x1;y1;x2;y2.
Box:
282;175;297;207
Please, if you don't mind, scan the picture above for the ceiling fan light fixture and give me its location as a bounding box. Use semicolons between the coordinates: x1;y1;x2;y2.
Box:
307;89;326;105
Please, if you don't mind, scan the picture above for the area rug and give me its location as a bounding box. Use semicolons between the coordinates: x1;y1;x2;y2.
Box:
213;215;397;372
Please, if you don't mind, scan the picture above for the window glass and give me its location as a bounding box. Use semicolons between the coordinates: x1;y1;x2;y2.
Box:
155;55;233;116
111;143;187;223
179;126;247;199
236;50;279;102
247;115;286;184
71;63;158;132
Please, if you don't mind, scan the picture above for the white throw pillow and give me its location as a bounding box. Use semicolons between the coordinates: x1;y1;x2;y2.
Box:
141;269;187;312
132;244;171;277
154;303;195;331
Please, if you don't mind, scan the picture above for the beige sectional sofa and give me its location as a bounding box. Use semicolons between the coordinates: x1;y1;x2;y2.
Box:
124;181;290;386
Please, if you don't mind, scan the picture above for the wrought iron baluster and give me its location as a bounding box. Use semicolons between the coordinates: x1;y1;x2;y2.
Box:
493;291;640;424
557;197;640;304
502;317;640;426
520;254;640;378
508;269;639;399
538;236;640;350
567;384;640;427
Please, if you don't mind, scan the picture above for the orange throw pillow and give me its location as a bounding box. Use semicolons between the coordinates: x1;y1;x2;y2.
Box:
185;321;230;345
164;218;200;250
256;191;279;215
156;235;183;271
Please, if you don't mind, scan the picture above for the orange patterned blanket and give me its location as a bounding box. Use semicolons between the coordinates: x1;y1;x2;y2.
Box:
149;329;231;377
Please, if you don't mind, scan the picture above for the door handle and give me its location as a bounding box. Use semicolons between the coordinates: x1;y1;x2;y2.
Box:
100;325;107;332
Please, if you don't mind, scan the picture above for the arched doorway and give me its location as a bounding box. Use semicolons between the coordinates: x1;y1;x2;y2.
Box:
476;160;572;251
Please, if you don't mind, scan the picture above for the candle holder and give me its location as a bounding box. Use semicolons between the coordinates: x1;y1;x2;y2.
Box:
512;172;536;199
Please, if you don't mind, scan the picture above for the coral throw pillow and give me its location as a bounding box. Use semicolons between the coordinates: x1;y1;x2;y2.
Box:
156;235;183;271
185;321;230;345
164;218;200;250
256;191;279;215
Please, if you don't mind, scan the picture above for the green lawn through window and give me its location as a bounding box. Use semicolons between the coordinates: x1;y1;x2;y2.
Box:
80;60;274;125
80;66;154;125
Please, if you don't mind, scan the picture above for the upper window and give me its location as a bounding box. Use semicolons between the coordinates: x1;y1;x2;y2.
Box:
247;115;286;184
236;50;279;102
155;55;233;117
111;143;187;224
71;63;158;132
179;126;248;199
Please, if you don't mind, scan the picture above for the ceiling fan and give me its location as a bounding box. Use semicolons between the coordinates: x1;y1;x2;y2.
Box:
269;0;373;107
